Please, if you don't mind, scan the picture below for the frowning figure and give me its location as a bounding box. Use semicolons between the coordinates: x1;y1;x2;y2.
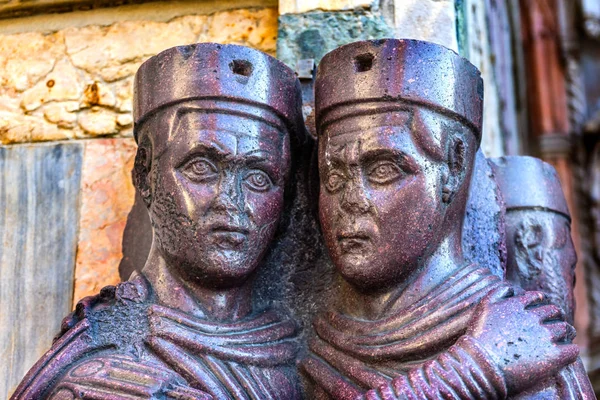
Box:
12;43;305;400
302;39;594;400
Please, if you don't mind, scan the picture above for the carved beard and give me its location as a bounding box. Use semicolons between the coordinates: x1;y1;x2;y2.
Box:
149;173;278;286
537;249;573;322
150;178;197;264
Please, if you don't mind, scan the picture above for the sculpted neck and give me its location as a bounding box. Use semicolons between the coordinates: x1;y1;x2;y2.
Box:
338;230;465;320
141;244;253;322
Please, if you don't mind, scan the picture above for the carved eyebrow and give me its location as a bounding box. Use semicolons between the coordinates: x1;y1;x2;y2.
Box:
359;149;419;172
239;150;287;183
244;150;273;163
186;143;232;161
359;148;403;162
245;155;269;163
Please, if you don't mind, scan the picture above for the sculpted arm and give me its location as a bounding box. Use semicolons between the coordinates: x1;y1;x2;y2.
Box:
47;355;212;400
361;289;579;400
303;288;579;400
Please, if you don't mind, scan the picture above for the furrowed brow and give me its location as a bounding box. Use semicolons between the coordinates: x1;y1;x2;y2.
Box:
359;148;405;163
188;143;232;160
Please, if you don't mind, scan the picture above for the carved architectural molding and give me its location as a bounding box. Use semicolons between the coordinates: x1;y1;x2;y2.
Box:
0;0;168;19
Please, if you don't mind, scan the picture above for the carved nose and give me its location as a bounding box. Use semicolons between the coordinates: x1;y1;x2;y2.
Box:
341;182;371;214
213;175;243;213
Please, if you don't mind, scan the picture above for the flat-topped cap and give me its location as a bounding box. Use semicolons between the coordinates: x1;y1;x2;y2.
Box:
315;39;484;143
133;43;304;140
491;156;571;220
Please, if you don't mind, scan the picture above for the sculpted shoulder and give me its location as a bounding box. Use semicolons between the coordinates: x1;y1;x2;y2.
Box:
11;275;160;400
57;273;151;344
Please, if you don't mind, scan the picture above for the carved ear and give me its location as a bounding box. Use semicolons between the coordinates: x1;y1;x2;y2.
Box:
133;144;152;207
442;134;467;204
514;220;545;278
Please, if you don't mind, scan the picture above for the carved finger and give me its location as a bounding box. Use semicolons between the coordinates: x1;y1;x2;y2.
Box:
53;382;150;399
555;343;580;366
105;356;176;378
545;321;576;343
364;382;400;400
57;377;159;399
485;285;515;304
520;291;549;309
530;304;565;322
64;357;181;395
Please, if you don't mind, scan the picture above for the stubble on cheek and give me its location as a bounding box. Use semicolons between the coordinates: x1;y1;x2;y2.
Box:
150;183;200;261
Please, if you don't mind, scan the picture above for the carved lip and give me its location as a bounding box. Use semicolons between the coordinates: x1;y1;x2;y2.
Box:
209;224;249;249
337;231;371;254
209;223;249;234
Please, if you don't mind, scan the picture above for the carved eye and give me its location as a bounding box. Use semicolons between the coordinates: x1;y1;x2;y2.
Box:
367;161;402;185
325;172;345;193
244;170;273;192
181;158;218;183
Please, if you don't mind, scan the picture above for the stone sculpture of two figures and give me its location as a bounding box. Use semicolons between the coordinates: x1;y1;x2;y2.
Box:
11;39;597;399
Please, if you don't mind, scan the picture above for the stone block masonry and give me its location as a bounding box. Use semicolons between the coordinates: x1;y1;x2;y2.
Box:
73;138;136;304
0;7;277;144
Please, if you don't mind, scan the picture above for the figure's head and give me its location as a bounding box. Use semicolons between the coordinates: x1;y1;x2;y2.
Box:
506;211;576;322
314;39;483;291
493;156;576;323
132;44;303;289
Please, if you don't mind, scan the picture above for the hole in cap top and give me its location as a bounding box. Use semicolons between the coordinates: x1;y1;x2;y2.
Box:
354;53;374;72
230;59;253;77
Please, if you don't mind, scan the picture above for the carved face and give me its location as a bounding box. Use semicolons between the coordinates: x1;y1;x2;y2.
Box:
318;115;446;291
507;211;577;322
148;111;290;288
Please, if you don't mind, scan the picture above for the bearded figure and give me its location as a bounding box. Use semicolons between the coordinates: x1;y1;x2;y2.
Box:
492;156;577;325
12;43;305;400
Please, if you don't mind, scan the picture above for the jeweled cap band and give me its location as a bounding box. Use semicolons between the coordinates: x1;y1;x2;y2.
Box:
133;43;304;142
315;39;484;143
491;156;571;221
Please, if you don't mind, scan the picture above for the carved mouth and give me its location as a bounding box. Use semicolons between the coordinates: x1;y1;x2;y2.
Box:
209;224;249;250
337;232;371;254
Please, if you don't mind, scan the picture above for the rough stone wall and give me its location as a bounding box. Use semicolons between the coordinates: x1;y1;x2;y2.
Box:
0;7;277;144
0;1;160;19
74;138;136;302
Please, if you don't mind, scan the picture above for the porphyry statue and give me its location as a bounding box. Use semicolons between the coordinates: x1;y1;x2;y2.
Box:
12;43;306;400
301;39;594;400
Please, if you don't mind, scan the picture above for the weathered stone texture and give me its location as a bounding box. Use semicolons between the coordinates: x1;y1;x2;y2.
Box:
279;0;373;14
393;0;458;52
0;0;162;20
277;10;393;68
73;138;136;304
0;7;277;144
